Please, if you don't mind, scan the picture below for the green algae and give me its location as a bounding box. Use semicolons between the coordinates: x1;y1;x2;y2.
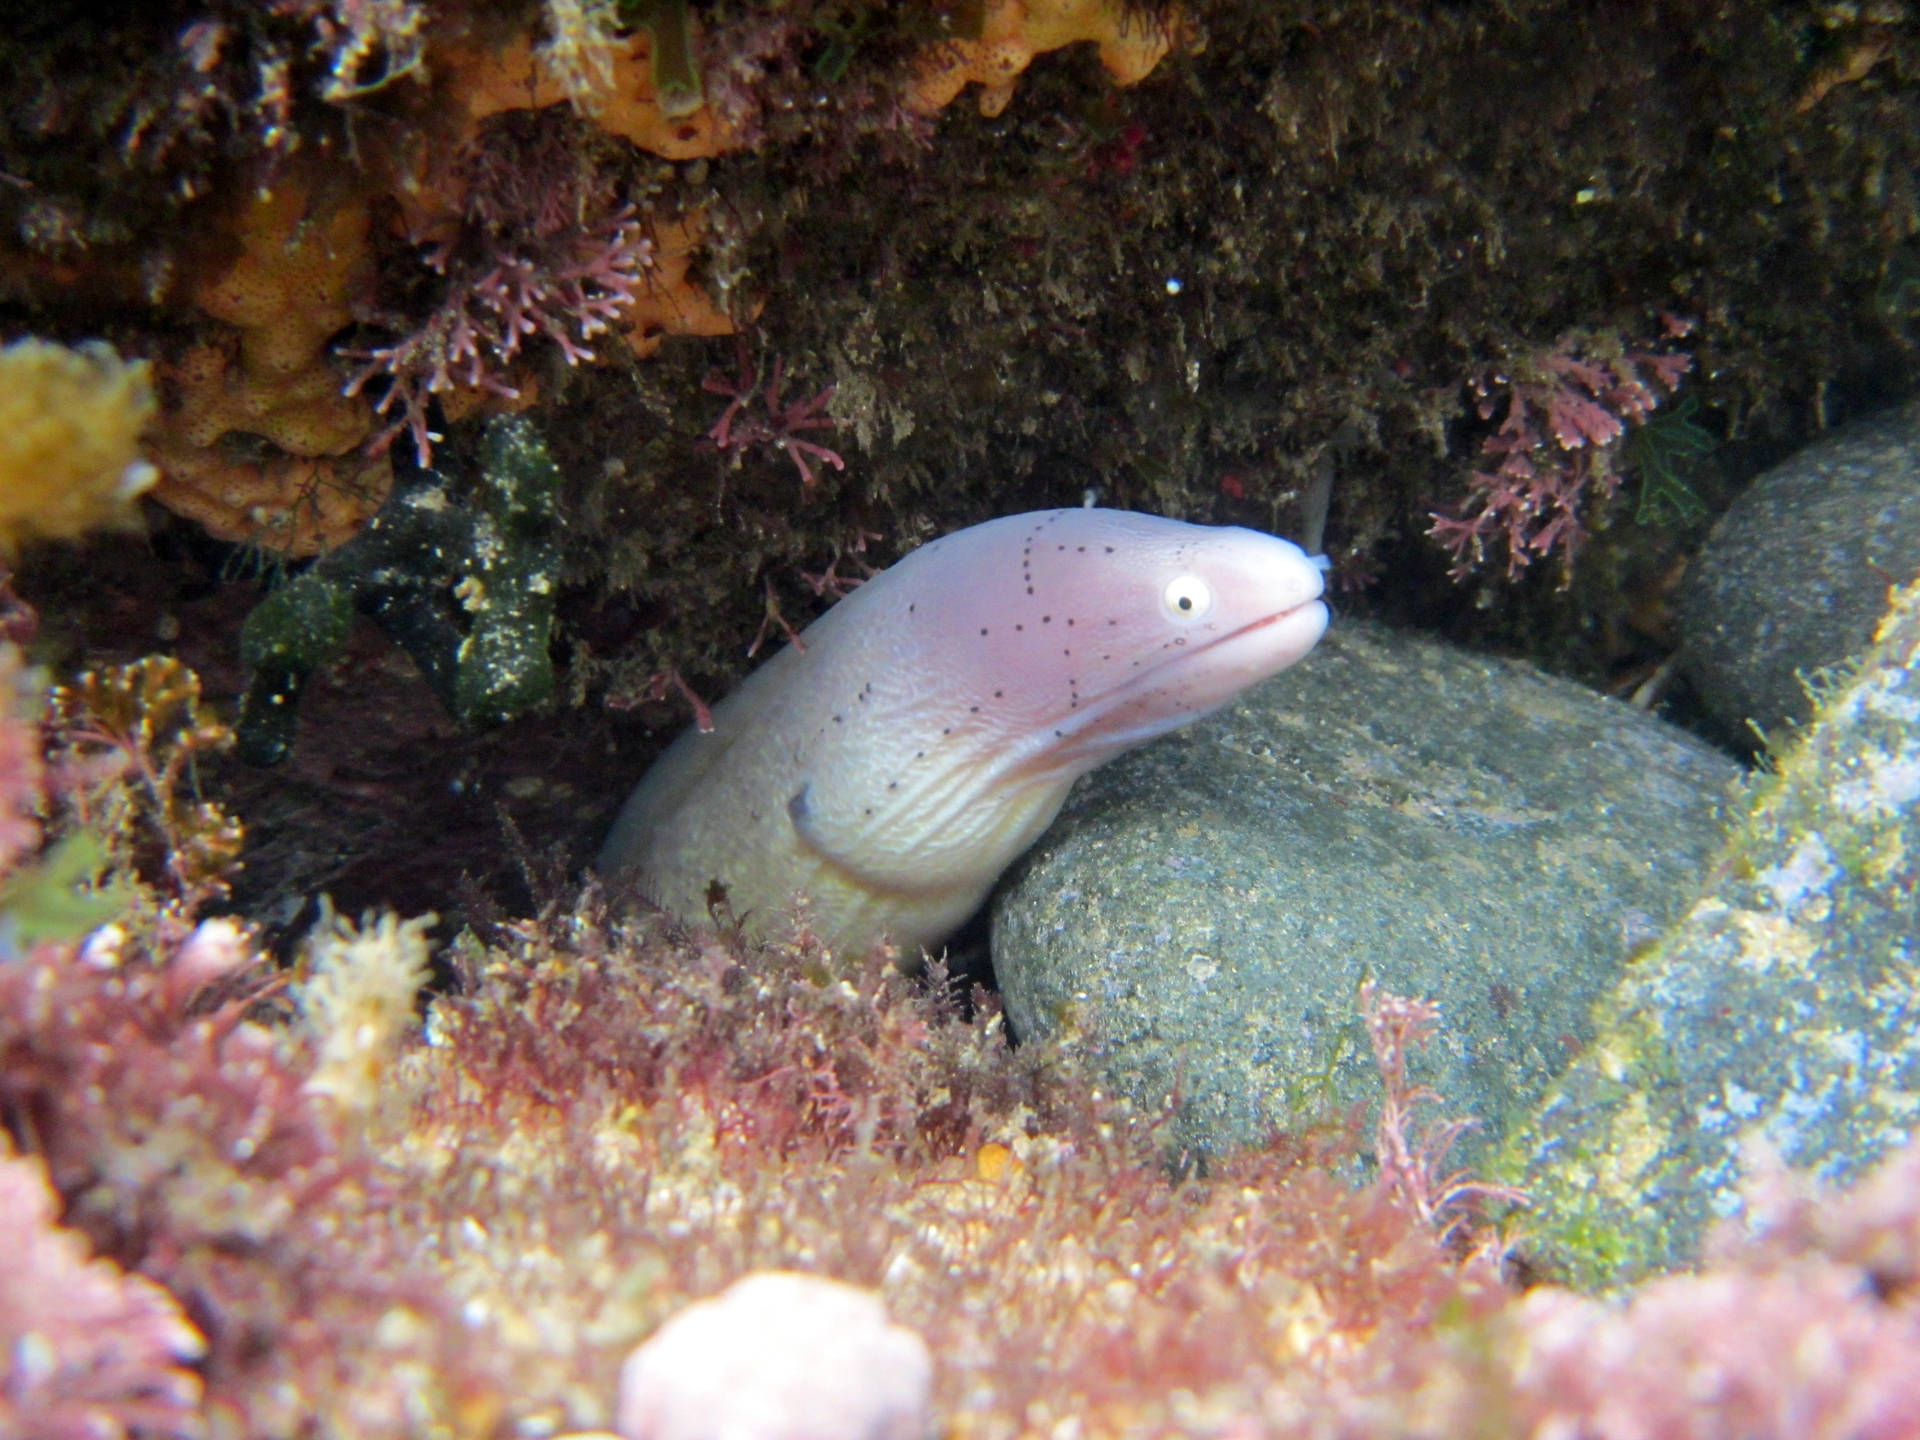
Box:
451;414;565;726
0;830;130;948
240;571;354;675
236;415;564;762
1502;577;1920;1289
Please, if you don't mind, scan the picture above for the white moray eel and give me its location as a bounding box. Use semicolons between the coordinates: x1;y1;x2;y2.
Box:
600;508;1329;952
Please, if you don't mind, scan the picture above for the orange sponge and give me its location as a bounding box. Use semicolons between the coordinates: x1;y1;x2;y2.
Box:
441;28;742;162
147;183;388;555
909;0;1179;117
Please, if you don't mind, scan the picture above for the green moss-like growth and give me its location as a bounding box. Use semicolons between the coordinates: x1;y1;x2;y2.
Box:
451;415;564;726
239;571;355;674
236;416;564;762
0;830;130;947
1500;578;1920;1289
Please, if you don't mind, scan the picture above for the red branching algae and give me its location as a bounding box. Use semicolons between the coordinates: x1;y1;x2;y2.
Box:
609;663;717;733
797;527;882;599
1363;980;1527;1242
745;574;810;660
344;207;653;466
341;108;659;466
1430;321;1695;583
702;341;846;490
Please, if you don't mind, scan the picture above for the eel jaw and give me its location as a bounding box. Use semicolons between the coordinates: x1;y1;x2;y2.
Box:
1012;597;1331;782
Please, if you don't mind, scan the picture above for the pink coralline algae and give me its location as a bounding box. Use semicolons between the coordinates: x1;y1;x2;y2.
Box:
616;1271;932;1440
1510;1268;1920;1440
344;207;653;466
702;342;846;490
1500;1140;1920;1440
0;1147;205;1440
1430;322;1694;582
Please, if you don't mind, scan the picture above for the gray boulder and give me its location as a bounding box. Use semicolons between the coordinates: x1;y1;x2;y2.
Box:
1502;578;1920;1288
991;621;1739;1162
1678;400;1920;741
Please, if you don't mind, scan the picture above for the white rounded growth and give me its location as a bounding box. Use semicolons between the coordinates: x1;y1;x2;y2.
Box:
616;1271;932;1440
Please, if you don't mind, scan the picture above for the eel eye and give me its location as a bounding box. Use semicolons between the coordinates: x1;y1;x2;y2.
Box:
1162;574;1213;621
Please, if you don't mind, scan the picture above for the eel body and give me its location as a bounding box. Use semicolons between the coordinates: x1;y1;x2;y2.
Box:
599;508;1328;952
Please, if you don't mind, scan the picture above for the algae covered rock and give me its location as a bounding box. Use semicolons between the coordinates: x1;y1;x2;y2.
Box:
1503;579;1920;1290
1677;401;1920;740
990;621;1737;1162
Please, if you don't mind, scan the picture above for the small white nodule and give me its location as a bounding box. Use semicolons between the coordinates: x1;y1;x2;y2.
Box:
616;1272;932;1440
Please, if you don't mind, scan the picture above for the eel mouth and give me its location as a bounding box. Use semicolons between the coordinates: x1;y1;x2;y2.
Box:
1155;596;1330;702
1010;596;1331;781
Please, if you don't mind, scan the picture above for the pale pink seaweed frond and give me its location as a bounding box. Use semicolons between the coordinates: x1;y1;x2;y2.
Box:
1429;325;1695;583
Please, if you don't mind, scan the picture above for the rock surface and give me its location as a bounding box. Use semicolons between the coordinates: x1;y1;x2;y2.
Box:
1502;580;1920;1289
1677;399;1920;741
991;620;1739;1162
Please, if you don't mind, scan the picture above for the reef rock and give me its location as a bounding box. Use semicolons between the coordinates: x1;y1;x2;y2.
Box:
1504;580;1920;1288
1678;399;1920;741
991;620;1737;1162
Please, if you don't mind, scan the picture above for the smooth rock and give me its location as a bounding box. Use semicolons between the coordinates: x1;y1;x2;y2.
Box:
1501;580;1920;1288
1678;400;1920;741
991;621;1738;1161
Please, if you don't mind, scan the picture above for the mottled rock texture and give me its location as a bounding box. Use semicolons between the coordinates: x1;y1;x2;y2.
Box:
1505;580;1920;1289
991;621;1737;1161
1679;400;1920;741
